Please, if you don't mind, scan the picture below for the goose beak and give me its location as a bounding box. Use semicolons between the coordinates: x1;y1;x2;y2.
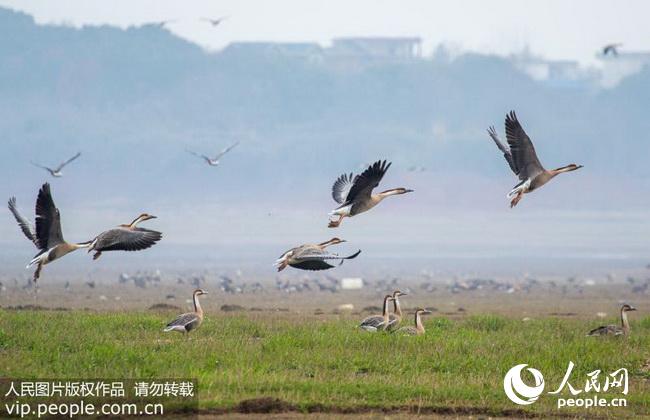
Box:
404;189;414;193
629;306;637;311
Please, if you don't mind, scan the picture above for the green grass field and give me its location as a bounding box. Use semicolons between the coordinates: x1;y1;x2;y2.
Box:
1;309;649;418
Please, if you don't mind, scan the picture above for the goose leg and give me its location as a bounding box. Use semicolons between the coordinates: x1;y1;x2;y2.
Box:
328;215;344;228
510;191;524;208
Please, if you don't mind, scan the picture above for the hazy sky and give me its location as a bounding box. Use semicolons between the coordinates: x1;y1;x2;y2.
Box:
2;0;649;65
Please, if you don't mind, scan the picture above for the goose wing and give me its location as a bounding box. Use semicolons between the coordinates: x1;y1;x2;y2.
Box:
487;126;517;175
504;111;545;180
8;197;38;246
30;162;54;174
360;315;385;329
35;183;64;250
335;160;391;204
289;260;335;271
54;152;81;172
331;172;355;204
213;141;240;160
587;325;621;336
166;312;199;328
92;227;162;252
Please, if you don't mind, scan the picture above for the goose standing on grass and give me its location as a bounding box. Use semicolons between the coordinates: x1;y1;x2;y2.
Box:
359;295;394;332
31;152;81;178
164;289;208;335
587;304;637;336
87;213;162;260
394;308;432;336
328;160;413;228
9;183;91;281
186;141;239;167
385;290;407;331
487;111;583;208
275;238;361;271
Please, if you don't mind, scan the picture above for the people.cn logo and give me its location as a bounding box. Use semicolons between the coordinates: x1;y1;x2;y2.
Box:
503;364;545;405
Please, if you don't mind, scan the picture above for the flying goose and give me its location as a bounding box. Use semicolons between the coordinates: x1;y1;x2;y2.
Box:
329;160;413;228
385;290;407;332
9;183;90;281
487;111;583;207
602;43;622;56
88;213;162;260
394;308;432;336
587;304;637;336
201;16;228;27
275;238;361;271
164;289;207;335
359;294;394;332
31;152;81;178
186;141;239;166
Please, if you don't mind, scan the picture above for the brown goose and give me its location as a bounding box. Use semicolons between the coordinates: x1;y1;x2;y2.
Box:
385;290;407;331
487;111;582;207
31;152;81;178
394;308;432;336
9;183;91;281
164;289;207;334
359;295;394;332
328;160;413;228
88;213;162;260
587;304;637;336
275;238;361;271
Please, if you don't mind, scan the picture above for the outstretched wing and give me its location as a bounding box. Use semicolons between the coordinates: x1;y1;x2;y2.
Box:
290;260;336;271
30;162;54;174
8;197;38;246
213;141;240;161
92;227;162;252
340;160;392;204
487;126;517;175
185;149;211;161
54;152;81;172
331;172;354;204
504;111;545;180
35;183;64;250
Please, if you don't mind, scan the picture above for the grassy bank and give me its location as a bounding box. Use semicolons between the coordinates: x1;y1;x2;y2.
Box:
1;310;648;417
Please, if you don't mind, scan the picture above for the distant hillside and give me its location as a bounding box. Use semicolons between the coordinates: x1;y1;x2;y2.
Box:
1;6;650;253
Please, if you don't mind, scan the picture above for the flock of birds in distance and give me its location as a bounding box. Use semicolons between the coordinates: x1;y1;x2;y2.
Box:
8;109;637;337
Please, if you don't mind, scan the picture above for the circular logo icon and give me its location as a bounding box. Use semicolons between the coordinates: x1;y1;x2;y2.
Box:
503;364;545;405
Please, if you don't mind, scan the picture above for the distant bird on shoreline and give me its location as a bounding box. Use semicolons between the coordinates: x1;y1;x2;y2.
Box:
602;43;622;56
328;160;413;228
386;290;407;331
88;213;162;260
31;152;81;178
487;111;583;208
394;308;432;336
9;184;91;281
164;289;207;335
275;238;361;271
186;141;239;166
587;304;637;336
201;16;228;27
359;294;394;332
